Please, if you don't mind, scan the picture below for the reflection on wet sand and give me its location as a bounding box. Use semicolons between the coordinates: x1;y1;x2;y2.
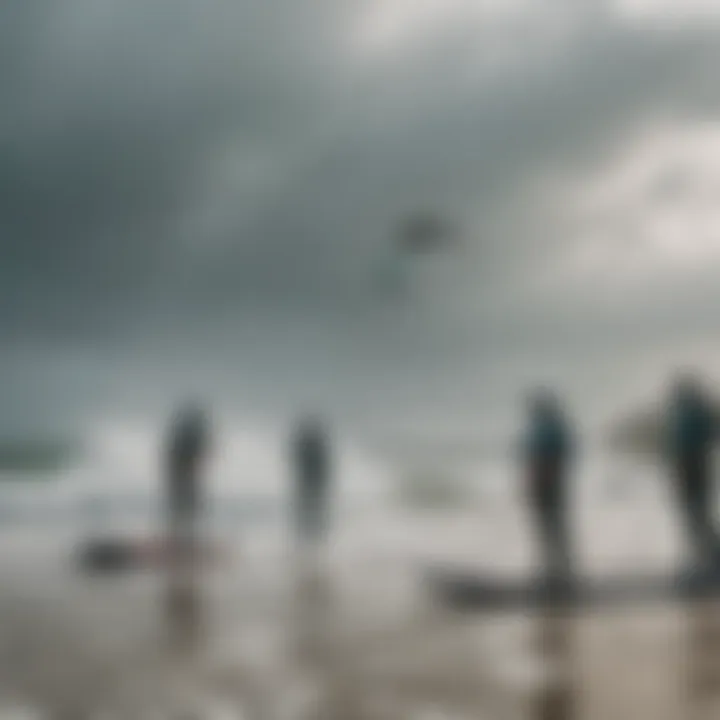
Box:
291;558;337;671
12;560;720;719
165;560;205;657
686;600;720;714
287;557;526;720
532;610;576;720
289;558;371;720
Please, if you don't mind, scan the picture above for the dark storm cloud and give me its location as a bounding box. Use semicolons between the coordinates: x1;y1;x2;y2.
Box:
0;0;355;344
2;0;720;432
147;8;720;322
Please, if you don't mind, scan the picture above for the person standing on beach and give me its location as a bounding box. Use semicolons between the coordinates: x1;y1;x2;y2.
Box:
163;403;210;651
666;375;719;569
523;390;575;581
292;416;332;546
166;403;210;559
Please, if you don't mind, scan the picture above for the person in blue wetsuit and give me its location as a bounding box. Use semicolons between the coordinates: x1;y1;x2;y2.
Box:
666;375;719;568
523;390;575;580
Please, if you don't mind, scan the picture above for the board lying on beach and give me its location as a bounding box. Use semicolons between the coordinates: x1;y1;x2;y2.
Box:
428;567;720;611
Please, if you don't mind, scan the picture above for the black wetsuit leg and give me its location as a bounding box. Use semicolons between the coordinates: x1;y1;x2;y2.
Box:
168;464;199;553
676;453;717;565
530;468;570;576
297;474;328;543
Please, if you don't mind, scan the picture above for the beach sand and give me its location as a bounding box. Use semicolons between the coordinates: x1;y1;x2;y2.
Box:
0;546;718;720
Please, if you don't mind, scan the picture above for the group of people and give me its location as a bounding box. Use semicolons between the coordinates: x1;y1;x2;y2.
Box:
164;409;332;554
164;373;719;579
525;374;719;580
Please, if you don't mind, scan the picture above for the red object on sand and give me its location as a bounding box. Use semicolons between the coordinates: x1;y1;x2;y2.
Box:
133;537;225;567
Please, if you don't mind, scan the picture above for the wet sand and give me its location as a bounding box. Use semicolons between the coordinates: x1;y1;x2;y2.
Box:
0;551;719;720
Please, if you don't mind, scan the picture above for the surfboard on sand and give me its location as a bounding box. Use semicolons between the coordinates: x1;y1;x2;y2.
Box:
427;566;720;612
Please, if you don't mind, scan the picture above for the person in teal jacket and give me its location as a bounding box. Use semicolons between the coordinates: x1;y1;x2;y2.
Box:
666;375;719;568
523;390;575;580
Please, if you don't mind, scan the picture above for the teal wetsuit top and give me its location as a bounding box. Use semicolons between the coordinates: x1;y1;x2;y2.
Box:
668;396;715;458
524;411;573;464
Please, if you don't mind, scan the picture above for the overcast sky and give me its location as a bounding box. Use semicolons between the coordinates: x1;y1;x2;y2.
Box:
3;0;720;440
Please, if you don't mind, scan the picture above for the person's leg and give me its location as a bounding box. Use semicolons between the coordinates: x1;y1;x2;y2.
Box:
551;477;571;576
689;455;717;564
674;462;694;563
697;454;720;562
296;476;321;544
295;478;307;542
544;477;571;578
168;467;190;545
168;492;183;553
316;475;329;542
186;485;201;560
678;456;713;567
305;476;329;543
529;477;553;576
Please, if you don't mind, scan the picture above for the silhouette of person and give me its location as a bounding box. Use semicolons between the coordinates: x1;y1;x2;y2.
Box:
523;390;575;580
292;415;332;546
666;375;719;569
166;403;210;559
164;403;210;655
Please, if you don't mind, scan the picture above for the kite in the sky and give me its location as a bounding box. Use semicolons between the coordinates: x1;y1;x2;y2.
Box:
396;212;459;255
376;210;460;297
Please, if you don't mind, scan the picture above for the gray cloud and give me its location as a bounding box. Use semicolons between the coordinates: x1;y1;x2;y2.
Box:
3;0;720;436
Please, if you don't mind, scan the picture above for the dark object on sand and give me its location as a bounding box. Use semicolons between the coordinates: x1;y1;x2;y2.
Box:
76;537;225;574
77;539;136;573
428;567;720;612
